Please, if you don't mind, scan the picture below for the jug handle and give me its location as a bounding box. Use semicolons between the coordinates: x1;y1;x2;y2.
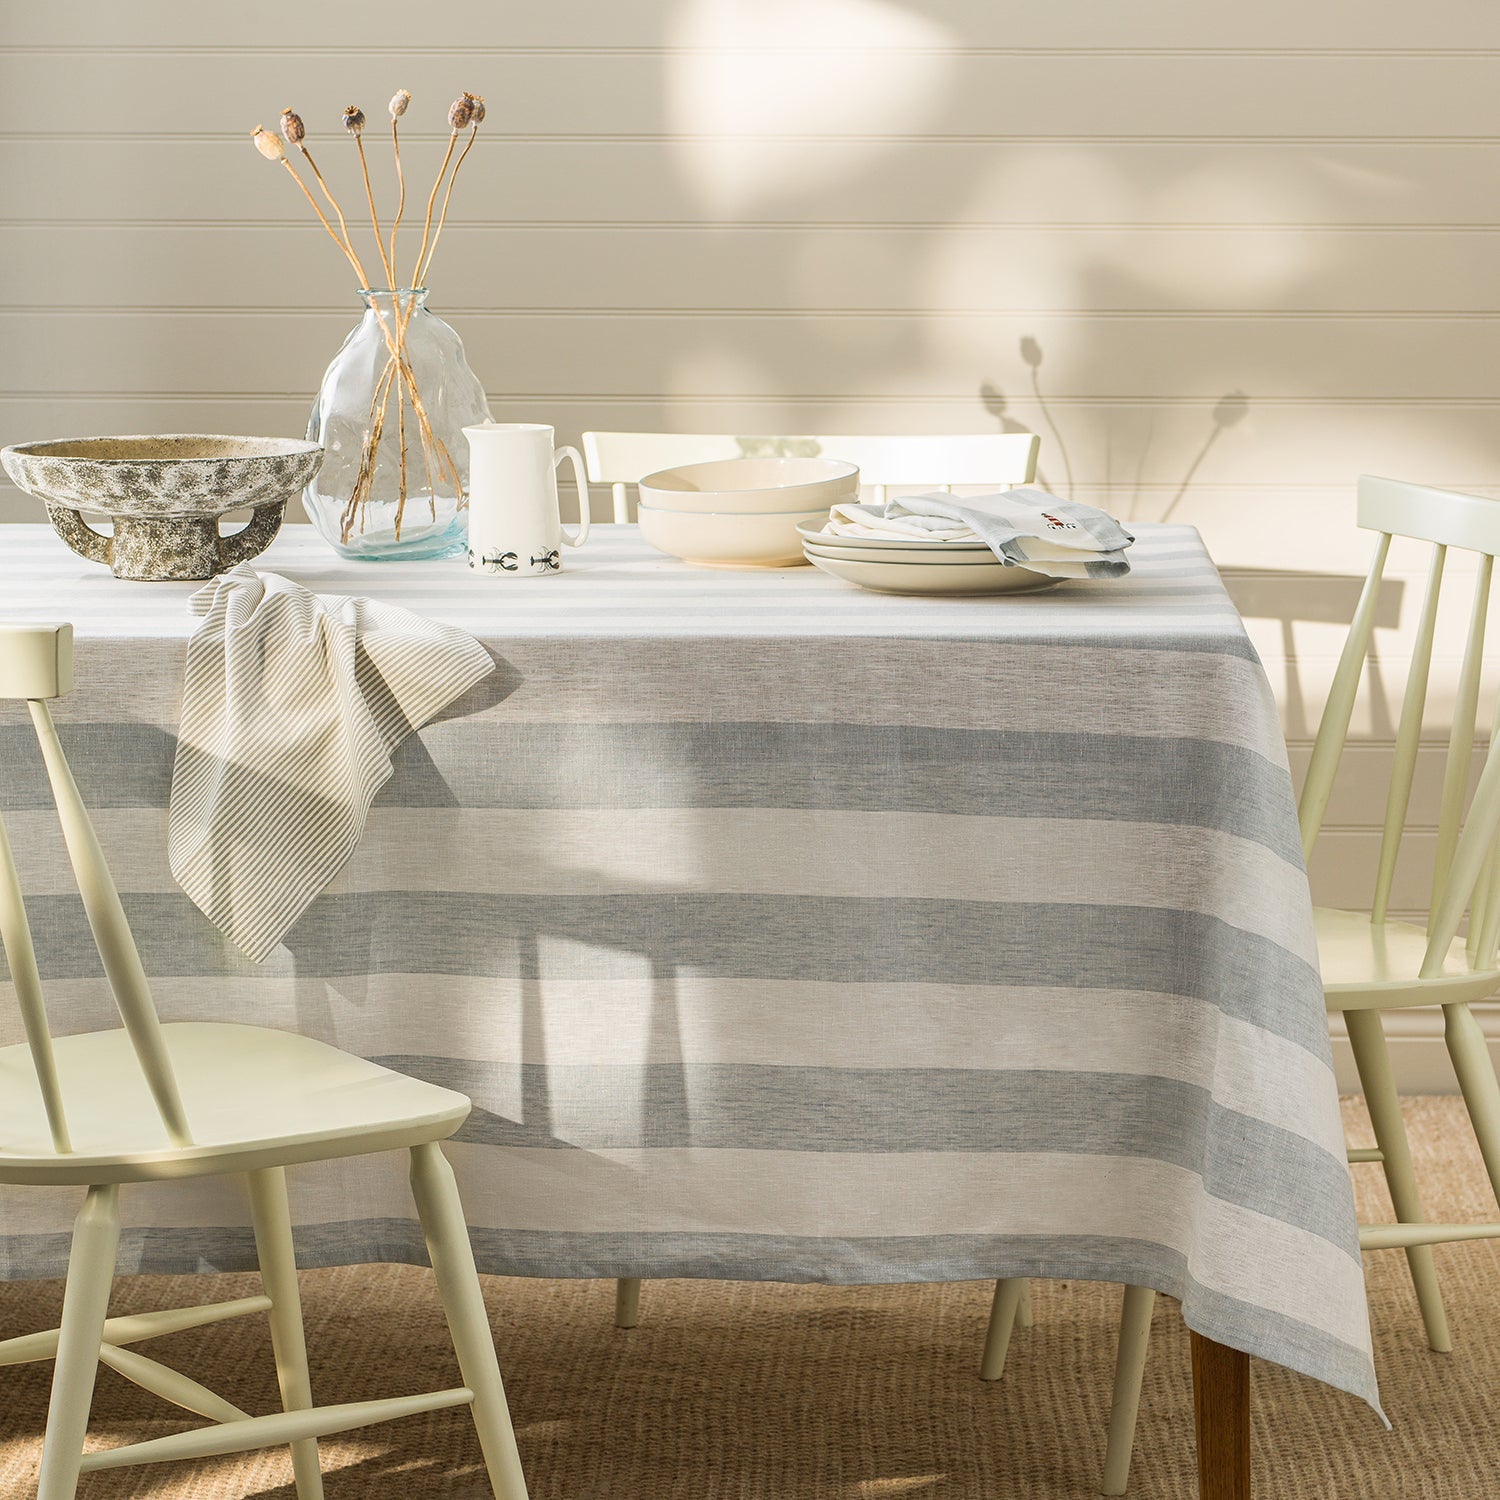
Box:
555;446;591;547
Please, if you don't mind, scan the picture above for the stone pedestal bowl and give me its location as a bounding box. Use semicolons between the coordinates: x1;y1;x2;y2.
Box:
0;435;324;581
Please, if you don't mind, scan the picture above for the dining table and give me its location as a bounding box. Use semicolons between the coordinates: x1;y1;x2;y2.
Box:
0;519;1382;1497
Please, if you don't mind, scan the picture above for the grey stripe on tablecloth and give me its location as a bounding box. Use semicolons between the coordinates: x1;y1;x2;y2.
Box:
33;637;1291;767
0;521;1380;1417
392;1058;1357;1248
12;892;1329;1057
0;723;1301;857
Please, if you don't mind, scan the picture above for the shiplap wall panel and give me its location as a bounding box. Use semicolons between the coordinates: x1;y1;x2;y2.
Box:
8;1;1500;49
7;312;1500;402
7;226;1500;314
7;402;1500;506
11;141;1500;227
6;51;1500;138
5;2;1500;1091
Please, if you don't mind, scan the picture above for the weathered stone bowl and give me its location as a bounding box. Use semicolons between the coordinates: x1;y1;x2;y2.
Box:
0;435;324;581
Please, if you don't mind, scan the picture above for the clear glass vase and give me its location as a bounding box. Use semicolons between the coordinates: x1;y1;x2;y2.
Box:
304;288;492;560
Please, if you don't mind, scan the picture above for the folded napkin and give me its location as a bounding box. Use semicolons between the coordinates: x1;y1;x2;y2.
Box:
825;488;1134;578
168;565;494;962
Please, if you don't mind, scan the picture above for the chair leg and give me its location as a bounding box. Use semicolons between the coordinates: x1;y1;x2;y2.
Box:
979;1278;1026;1381
409;1142;529;1500
1016;1280;1035;1329
1345;1008;1452;1352
37;1185;120;1500
1444;1002;1500;1205
615;1277;642;1329
1101;1284;1156;1496
248;1166;325;1500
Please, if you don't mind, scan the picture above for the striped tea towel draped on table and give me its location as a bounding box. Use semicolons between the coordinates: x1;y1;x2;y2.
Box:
167;565;493;961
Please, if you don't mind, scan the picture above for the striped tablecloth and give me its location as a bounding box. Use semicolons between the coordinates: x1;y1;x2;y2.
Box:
0;522;1379;1413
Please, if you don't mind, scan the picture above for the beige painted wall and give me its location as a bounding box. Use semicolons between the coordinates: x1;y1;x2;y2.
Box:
3;1;1498;1084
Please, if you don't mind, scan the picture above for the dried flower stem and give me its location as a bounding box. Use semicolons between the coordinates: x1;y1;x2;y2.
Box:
415;122;478;287
342;357;398;538
388;117;407;276
354;134;397;292
395;374;410;527
410;129;460;288
276;155;366;280
348;340;457;542
298;143;373;290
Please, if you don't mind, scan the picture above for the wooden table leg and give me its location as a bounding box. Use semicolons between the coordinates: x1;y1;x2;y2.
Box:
1191;1331;1250;1500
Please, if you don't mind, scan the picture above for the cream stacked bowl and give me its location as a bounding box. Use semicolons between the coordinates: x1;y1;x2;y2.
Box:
637;457;860;568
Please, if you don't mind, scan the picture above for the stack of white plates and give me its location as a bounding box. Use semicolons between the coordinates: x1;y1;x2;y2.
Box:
797;522;1056;596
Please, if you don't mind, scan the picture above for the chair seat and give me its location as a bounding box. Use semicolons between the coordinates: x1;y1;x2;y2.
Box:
1316;906;1500;1010
0;1022;471;1186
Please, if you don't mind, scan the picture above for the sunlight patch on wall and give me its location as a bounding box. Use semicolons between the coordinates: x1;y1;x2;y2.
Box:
959;144;1135;226
667;0;956;217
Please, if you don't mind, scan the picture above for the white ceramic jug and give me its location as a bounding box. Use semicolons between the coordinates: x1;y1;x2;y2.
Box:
463;421;592;575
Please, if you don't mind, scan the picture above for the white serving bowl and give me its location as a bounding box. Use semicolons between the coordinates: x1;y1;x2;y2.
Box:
805;551;1055;596
640;456;860;515
639;502;827;568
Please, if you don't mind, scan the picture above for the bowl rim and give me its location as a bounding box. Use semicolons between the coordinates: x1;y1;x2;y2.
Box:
638;501;833;519
1;434;325;465
639;456;861;494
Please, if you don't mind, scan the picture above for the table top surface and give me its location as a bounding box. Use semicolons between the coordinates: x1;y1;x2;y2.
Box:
0;521;1244;643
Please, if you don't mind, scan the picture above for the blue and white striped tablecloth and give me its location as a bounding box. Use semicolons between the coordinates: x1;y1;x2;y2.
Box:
0;522;1379;1413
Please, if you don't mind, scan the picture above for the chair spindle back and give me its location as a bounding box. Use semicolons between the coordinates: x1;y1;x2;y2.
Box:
0;624;192;1151
1300;478;1500;979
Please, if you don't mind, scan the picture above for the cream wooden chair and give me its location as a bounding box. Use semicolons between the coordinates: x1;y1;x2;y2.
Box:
581;430;1041;522
582;429;1041;1337
0;624;529;1500
1093;475;1500;1493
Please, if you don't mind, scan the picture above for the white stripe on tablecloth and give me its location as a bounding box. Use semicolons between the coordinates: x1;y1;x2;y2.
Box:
0;1142;1371;1359
3;807;1316;966
0;524;1247;641
0;973;1346;1163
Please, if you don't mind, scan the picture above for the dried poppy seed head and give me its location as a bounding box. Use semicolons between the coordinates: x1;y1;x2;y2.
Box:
389;89;411;120
251;125;286;161
466;92;486;124
342;105;366;136
447;93;474;130
279;108;305;146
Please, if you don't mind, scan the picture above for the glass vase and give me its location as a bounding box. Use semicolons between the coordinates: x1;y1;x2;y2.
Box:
304;288;492;560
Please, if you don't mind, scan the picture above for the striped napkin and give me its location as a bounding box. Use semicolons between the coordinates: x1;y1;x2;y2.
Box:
168;565;494;962
826;487;1134;577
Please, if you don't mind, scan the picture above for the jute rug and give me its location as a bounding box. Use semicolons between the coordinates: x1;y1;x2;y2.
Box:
2;1097;1498;1498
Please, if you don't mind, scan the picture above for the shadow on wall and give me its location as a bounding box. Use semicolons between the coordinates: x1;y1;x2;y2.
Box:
1223;569;1404;741
979;342;1250;524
